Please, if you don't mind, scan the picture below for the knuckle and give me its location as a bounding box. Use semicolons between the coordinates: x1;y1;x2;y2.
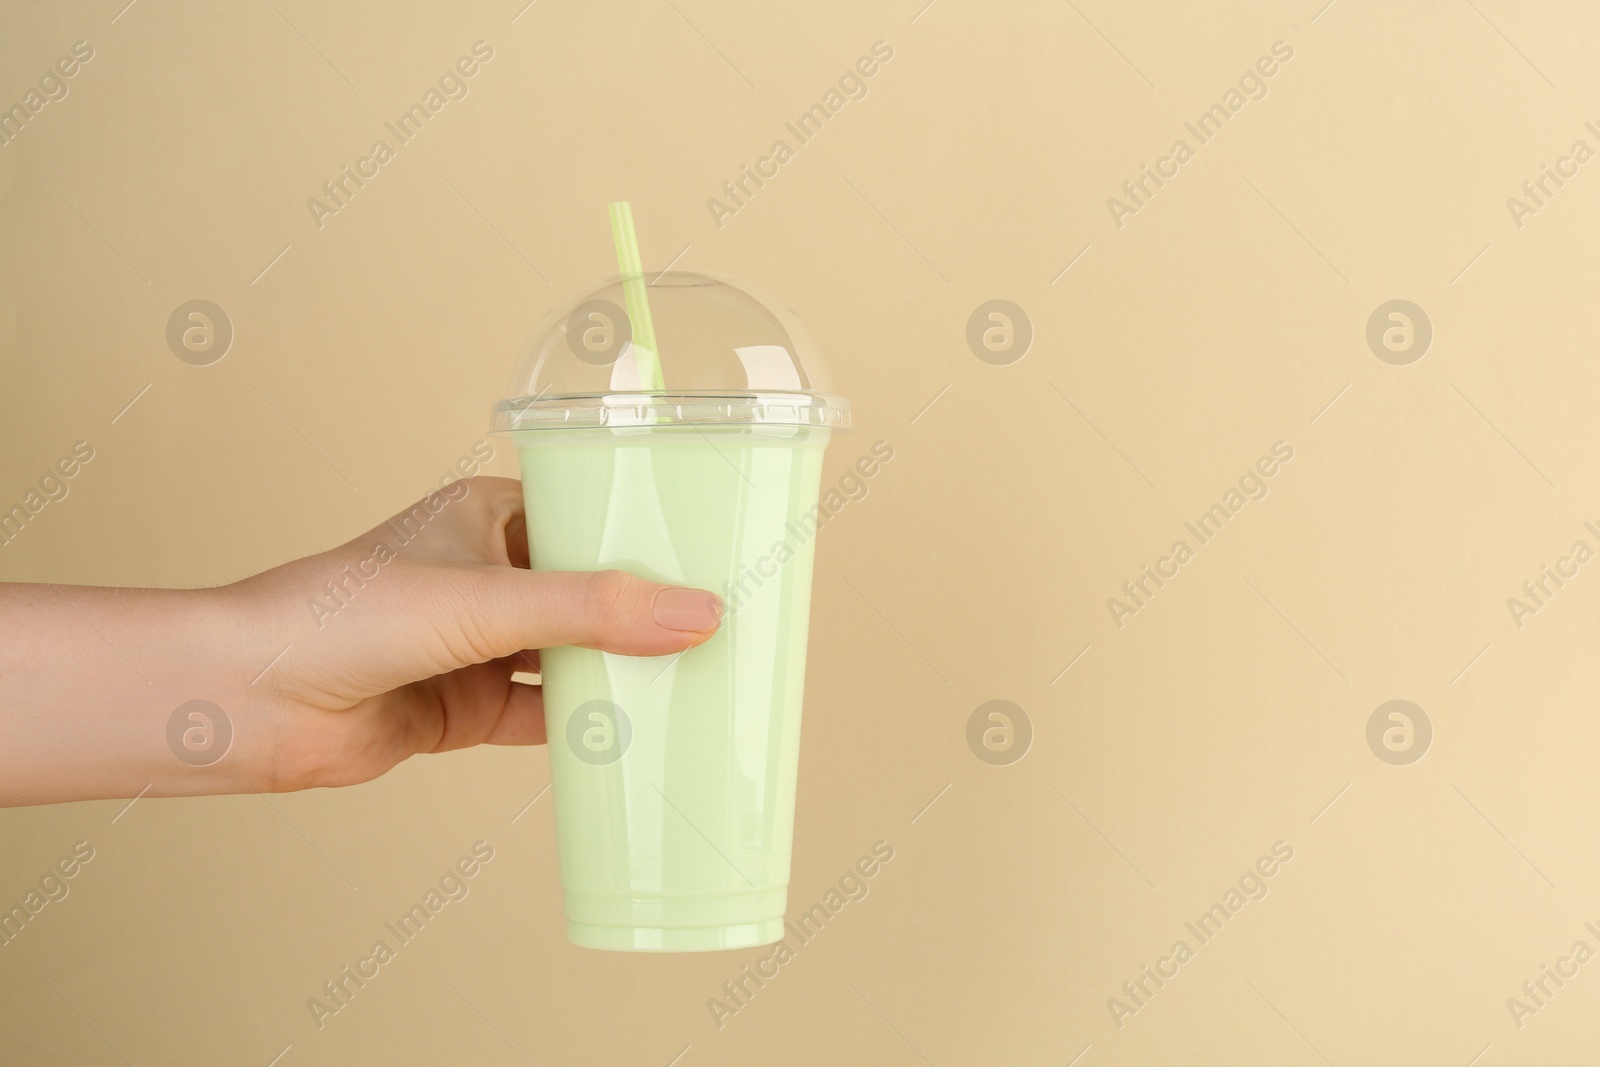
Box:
586;569;644;631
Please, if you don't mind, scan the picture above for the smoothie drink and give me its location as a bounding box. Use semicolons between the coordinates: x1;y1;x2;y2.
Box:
495;253;848;952
516;422;832;950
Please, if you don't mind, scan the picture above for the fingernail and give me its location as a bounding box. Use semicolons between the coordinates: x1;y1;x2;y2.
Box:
652;588;723;632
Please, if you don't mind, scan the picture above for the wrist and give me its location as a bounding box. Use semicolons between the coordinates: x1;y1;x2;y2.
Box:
186;579;302;795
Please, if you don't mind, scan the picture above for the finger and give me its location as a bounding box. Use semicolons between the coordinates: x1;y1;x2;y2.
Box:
418;654;546;754
355;476;528;568
480;681;546;746
444;567;723;666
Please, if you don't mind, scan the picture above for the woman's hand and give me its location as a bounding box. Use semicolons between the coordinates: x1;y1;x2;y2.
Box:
0;477;722;806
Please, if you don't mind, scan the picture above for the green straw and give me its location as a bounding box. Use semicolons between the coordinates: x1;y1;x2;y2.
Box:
607;201;666;391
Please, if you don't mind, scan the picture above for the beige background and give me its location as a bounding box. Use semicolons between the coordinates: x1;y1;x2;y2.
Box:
4;0;1600;1063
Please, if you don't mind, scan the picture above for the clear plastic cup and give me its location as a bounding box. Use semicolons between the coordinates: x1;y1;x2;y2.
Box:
491;273;850;951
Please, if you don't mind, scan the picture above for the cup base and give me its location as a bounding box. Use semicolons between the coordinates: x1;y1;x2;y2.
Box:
567;917;786;953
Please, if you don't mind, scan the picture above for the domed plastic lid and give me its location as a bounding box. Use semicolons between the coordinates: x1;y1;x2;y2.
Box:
492;272;850;432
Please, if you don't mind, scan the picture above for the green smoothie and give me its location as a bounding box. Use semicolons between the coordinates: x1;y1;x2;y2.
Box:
515;423;831;951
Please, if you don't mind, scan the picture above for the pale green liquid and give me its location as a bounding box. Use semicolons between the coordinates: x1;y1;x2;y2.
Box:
515;424;830;951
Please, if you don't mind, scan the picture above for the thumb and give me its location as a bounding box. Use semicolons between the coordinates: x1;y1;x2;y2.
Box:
450;567;724;663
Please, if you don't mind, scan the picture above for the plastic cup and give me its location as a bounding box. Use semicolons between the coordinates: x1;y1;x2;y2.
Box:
492;273;850;951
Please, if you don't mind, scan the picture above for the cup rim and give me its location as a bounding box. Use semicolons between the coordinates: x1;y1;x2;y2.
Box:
490;391;852;432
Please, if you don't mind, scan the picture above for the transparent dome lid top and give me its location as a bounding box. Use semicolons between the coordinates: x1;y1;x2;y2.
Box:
492;271;849;431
